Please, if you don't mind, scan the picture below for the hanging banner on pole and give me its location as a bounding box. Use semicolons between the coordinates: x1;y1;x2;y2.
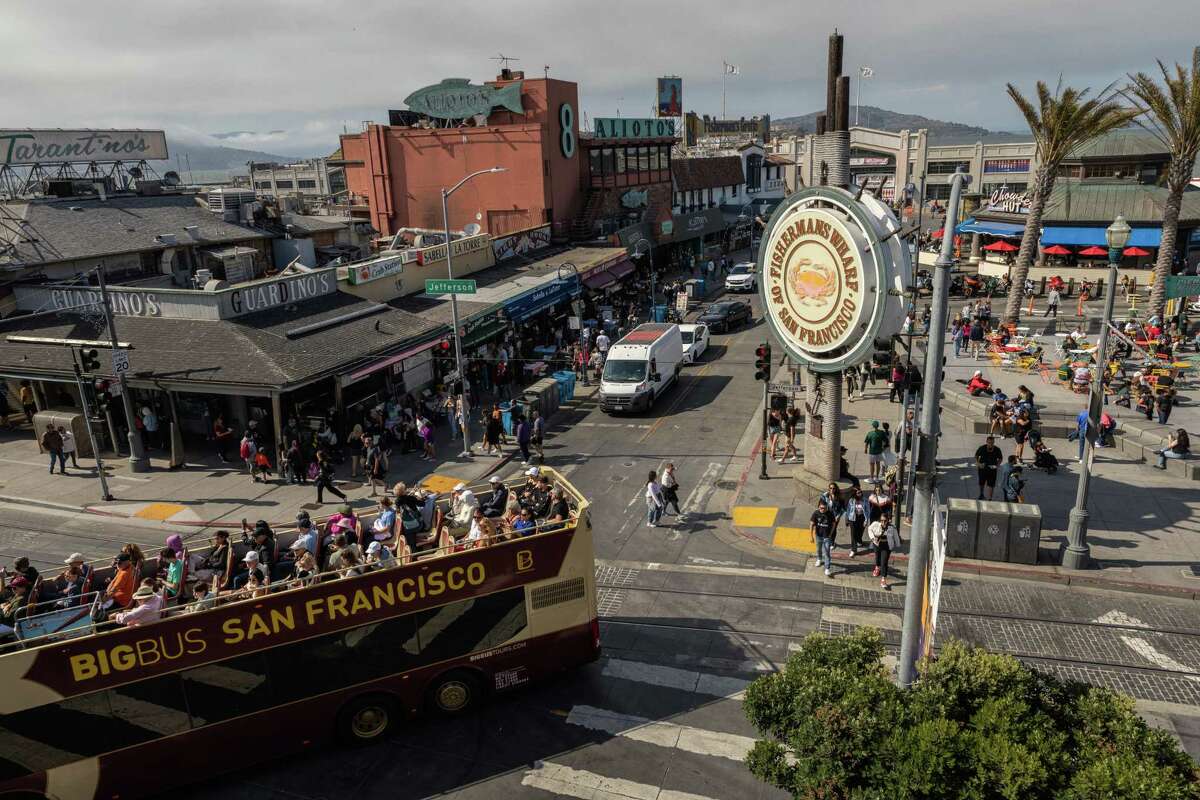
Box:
920;492;947;659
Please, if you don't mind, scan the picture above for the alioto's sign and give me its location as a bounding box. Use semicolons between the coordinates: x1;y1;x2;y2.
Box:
758;187;909;372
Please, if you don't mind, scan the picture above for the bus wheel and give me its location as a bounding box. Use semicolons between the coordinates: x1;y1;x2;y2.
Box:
427;670;482;716
337;694;396;745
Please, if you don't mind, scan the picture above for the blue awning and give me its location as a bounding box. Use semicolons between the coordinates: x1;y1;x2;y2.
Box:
956;218;1025;239
502;276;582;323
1041;226;1161;248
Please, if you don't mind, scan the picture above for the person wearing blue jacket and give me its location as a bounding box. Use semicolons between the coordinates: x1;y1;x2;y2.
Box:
842;487;869;557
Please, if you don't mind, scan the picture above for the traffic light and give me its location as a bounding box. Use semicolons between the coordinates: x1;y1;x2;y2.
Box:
754;343;772;382
93;380;111;414
79;347;100;372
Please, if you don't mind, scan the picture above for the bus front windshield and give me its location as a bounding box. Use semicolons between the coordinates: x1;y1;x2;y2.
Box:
603;359;647;383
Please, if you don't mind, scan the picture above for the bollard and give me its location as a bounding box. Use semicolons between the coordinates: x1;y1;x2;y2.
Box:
1067;277;1075;297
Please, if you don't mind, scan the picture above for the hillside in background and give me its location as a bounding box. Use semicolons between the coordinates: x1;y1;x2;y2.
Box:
150;141;294;179
773;105;1027;144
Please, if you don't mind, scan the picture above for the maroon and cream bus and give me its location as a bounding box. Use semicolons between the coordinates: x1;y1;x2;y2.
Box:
0;469;598;800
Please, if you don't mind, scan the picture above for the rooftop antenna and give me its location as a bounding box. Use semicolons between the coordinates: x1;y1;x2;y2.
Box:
544;64;551;80
492;54;521;73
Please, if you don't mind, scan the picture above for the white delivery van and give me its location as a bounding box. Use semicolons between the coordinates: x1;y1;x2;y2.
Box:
599;323;684;413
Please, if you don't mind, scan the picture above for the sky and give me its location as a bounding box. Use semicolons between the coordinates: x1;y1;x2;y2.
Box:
3;0;1197;157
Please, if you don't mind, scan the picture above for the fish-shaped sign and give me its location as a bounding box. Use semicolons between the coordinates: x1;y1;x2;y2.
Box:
620;189;648;209
404;78;524;120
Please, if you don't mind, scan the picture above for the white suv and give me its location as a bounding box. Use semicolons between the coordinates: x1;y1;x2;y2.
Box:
724;263;756;293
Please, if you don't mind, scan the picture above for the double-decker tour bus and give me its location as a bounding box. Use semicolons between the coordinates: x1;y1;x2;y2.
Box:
0;468;598;800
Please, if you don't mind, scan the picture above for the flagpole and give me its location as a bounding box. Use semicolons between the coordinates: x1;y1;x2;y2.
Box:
856;67;861;127
722;61;727;119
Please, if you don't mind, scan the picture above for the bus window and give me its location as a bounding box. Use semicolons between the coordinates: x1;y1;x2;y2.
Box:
180;653;273;726
267;615;420;703
0;675;190;780
414;587;527;665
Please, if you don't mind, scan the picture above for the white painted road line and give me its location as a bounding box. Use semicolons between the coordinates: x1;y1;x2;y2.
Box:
1095;611;1200;680
565;705;756;762
522;761;720;800
601;657;751;699
595;557;806;581
668;462;722;540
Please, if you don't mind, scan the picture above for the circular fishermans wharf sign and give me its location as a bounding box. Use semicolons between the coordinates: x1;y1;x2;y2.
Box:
758;187;909;372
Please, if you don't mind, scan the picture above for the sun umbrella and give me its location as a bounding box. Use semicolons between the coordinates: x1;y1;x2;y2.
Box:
932;228;945;239
983;241;1018;252
1123;246;1151;257
1078;246;1108;257
1042;245;1072;256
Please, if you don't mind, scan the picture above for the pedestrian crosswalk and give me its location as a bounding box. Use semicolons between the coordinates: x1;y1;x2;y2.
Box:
517;654;787;800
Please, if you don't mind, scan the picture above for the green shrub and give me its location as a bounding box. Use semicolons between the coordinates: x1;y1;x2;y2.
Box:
742;629;1199;799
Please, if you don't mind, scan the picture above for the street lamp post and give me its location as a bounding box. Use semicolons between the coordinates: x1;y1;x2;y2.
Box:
441;167;507;458
633;239;653;319
1063;214;1130;570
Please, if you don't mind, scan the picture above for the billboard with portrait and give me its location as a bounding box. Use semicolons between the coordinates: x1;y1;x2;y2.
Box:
657;78;682;117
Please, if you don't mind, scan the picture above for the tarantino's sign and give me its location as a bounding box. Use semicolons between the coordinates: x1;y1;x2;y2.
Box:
0;129;168;166
763;208;866;354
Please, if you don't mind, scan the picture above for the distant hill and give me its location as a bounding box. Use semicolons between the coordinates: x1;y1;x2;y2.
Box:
773;105;1027;144
150;141;294;177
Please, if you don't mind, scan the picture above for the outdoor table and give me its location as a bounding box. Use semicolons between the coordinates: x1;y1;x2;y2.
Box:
532;345;557;357
524;361;548;376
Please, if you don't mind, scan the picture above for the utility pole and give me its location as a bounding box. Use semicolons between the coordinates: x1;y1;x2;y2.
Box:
97;268;149;472
898;167;970;687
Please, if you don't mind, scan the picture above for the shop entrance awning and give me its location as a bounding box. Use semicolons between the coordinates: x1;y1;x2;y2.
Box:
583;270;618;290
608;259;635;279
1041;226;1162;248
956;218;1025;238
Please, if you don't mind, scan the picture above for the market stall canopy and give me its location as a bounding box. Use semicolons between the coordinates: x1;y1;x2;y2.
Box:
1123;246;1152;257
956;218;1025;239
1041;225;1162;248
1077;246;1109;257
983;241;1018;252
1042;245;1072;256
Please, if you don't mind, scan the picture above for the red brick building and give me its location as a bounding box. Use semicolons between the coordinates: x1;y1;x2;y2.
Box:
340;73;584;240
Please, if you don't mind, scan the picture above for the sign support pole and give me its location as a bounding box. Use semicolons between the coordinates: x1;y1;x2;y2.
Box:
760;381;769;480
97;268;149;473
898;167;969;688
442;188;473;459
72;358;114;502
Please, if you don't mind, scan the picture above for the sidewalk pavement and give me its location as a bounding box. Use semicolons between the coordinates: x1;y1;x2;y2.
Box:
726;347;1200;599
0;386;600;530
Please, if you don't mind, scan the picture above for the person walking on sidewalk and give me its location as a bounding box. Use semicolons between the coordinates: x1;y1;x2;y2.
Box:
213;415;234;463
19;382;36;424
810;499;836;577
532;410;546;462
843;486;868;557
240;431;257;476
41;423;66;474
780;408;801;463
953;319;966;358
767;408;785;461
869;512;899;589
58;425;78;468
819;483;845;548
864;421;889;481
1044;287;1061;318
645;470;665;528
516;415;532;465
845;367;859;402
315;451;347;504
364;436;385;496
975;436;1002;500
661;463;682;518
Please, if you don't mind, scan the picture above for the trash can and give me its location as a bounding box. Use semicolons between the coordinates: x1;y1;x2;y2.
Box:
685;278;706;299
944;498;980;559
1006;503;1042;565
500;402;515;436
975;500;1010;562
650;304;667;322
518;394;540;423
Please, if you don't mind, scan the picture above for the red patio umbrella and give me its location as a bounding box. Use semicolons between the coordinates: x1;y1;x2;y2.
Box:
1123;246;1151;257
1078;246;1108;257
932;228;945;239
1042;245;1072;256
983;241;1018;252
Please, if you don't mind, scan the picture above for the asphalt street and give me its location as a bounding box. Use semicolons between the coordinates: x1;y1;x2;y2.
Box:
2;290;1197;799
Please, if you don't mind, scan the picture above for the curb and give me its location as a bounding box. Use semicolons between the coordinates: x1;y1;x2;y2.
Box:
74;449;521;530
0;494;87;515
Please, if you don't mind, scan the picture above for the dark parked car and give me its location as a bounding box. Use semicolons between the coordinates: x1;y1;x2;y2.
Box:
697;300;752;333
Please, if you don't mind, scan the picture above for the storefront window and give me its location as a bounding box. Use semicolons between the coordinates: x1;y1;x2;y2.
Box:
602;148;616;176
615;148;627;175
639;147;651;174
590;148;603;179
927;160;971;175
1084;162;1138;178
746;154;762;191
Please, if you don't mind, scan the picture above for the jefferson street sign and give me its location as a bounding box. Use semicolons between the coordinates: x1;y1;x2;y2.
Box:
425;279;477;296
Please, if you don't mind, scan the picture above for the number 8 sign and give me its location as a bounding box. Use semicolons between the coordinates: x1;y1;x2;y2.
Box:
559;103;575;159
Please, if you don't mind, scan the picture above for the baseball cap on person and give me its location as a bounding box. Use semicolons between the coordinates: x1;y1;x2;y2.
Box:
453;483;467;492
339;504;352;515
333;518;355;531
488;475;503;484
525;467;539;477
64;553;85;564
366;541;382;554
243;551;259;563
116;553;131;563
870;420;879;428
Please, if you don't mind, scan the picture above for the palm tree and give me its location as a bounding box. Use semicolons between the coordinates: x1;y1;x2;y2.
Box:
1124;48;1200;321
1001;81;1140;324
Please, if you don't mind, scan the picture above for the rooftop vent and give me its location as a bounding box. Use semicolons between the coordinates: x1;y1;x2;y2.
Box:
155;233;178;245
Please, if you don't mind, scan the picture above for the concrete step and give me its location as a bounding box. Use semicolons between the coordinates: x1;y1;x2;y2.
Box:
1111;431;1200;480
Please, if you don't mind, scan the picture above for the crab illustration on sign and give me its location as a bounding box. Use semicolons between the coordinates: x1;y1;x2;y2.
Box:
789;259;837;303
